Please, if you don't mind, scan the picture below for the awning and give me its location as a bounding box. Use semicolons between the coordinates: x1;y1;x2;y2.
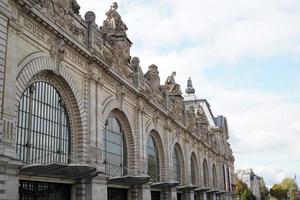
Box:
216;190;227;195
207;189;220;193
177;185;198;192
107;175;150;186
195;187;210;193
20;163;97;180
151;181;180;189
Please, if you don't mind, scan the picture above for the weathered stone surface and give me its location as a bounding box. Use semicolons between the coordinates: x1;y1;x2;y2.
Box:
0;1;234;200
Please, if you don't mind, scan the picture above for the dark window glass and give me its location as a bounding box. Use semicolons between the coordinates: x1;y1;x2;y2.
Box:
203;159;209;187
104;116;127;176
173;148;181;183
19;180;71;200
147;135;160;182
16;82;71;164
212;164;217;188
191;157;196;185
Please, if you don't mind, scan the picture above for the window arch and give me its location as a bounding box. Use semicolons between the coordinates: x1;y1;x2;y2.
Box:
212;164;217;188
203;159;209;187
147;135;160;182
104;116;128;176
16;81;71;164
173;148;181;183
190;153;198;185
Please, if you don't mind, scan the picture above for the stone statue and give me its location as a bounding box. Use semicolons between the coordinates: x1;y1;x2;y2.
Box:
100;2;128;37
144;64;160;94
131;57;144;86
165;71;181;95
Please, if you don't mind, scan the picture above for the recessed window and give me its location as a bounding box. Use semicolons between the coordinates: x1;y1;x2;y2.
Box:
104;116;127;176
147;135;160;182
16;81;71;164
173;148;181;183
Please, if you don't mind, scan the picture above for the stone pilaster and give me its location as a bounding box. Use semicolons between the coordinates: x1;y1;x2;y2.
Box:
85;175;108;200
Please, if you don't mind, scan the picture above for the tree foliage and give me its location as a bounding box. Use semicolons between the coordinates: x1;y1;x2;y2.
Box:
270;184;287;200
260;179;269;200
241;188;256;200
235;179;249;199
270;177;298;200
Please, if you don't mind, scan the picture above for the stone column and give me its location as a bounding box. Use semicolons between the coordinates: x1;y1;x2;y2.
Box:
85;175;108;200
140;183;151;200
162;188;172;200
183;190;195;200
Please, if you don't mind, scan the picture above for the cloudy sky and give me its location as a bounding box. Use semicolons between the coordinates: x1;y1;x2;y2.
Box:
77;0;300;187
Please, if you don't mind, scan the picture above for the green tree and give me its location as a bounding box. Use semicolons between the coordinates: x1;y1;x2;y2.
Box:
241;188;256;200
270;184;287;200
281;178;298;191
260;179;269;200
235;179;249;200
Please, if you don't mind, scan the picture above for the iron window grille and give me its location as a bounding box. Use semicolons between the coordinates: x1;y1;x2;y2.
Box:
104;116;128;177
147;135;160;182
16;81;71;164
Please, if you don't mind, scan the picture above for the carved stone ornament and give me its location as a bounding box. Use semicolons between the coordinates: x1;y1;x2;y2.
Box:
144;64;160;97
100;2;128;37
171;97;184;121
164;71;182;95
48;38;66;73
116;84;126;109
186;105;197;131
32;0;85;37
152;111;160;129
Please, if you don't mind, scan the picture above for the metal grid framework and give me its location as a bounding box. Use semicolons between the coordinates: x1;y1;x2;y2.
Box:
19;180;71;200
173;148;181;183
16;81;71;164
147;135;160;182
104;116;128;176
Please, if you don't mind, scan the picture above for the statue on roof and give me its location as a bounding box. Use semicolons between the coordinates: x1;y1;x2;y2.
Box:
145;64;161;95
100;2;128;37
165;71;182;95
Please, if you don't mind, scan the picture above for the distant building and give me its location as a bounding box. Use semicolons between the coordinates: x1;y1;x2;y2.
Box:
235;169;262;200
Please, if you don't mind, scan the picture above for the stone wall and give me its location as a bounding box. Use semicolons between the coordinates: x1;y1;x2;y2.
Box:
0;0;235;199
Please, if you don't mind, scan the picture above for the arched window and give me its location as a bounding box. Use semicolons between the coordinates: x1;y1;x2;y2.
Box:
212;164;217;188
104;116;127;176
16;81;71;164
203;159;209;187
191;156;196;185
147;135;160;182
173;148;181;182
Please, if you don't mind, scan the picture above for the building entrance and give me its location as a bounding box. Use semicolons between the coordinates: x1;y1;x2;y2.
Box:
151;191;161;200
19;180;71;200
108;187;128;200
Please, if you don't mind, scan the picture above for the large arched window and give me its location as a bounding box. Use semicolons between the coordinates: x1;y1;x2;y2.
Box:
173;148;181;183
147;135;160;182
16;81;71;164
104;116;127;176
203;159;209;187
212;164;217;188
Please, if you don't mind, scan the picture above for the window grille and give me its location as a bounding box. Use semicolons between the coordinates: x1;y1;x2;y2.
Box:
16;81;71;164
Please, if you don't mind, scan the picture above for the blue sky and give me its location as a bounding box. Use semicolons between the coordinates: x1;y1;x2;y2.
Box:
78;0;300;187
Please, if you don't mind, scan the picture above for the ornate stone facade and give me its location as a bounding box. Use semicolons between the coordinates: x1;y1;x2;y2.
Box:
0;1;234;200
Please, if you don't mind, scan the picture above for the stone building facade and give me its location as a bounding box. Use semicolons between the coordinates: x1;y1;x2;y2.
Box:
235;169;262;200
0;0;234;200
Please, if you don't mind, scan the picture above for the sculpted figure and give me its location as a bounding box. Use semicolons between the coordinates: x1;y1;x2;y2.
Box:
165;71;182;95
101;2;128;37
144;64;160;94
